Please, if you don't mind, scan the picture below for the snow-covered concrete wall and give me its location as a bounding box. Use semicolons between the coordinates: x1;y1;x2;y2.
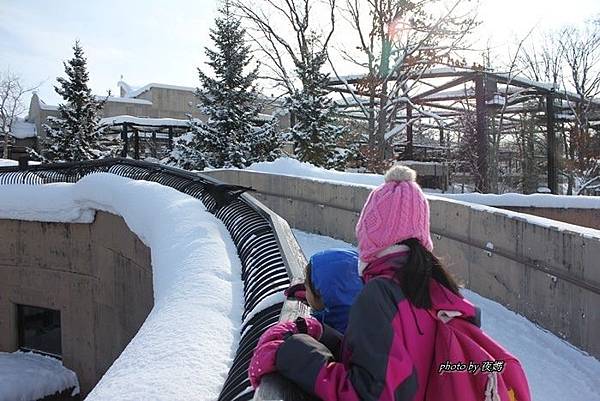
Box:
205;169;600;359
440;192;600;230
0;174;245;400
0;211;153;396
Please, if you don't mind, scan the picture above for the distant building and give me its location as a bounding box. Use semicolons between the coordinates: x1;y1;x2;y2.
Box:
15;81;289;159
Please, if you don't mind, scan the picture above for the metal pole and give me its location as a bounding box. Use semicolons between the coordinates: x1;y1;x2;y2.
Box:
475;73;489;193
121;124;129;157
151;131;157;158
134;129;140;160
168;127;174;150
546;92;558;194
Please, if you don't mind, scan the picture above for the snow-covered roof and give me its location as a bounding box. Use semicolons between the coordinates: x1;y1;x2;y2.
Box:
9;118;36;138
99;115;192;127
123;82;197;98
36;95;152;113
0;174;244;399
38;99;59;111
0;351;79;401
97;96;152;105
118;81;288;108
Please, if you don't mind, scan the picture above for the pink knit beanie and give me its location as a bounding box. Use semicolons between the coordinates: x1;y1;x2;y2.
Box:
356;165;433;263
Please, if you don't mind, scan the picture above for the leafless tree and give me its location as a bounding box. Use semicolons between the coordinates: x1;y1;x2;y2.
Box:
558;19;600;192
333;0;478;169
232;0;337;95
0;71;39;158
519;32;564;86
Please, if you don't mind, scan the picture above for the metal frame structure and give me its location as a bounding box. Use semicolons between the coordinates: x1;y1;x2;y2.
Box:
0;158;310;401
99;120;190;160
327;66;600;193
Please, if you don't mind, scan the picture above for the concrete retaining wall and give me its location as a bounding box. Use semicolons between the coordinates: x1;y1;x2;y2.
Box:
0;211;154;396
206;170;600;359
501;206;600;230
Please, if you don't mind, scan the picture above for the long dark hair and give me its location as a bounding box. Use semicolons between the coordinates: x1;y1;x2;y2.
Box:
394;238;461;309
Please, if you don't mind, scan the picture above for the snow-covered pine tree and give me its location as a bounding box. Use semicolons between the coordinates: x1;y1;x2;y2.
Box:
43;41;107;162
247;118;282;164
285;37;348;170
170;0;280;169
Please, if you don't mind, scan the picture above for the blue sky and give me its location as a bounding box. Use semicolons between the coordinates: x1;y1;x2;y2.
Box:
1;0;599;108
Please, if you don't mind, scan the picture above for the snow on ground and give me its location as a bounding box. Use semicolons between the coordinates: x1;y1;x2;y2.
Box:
0;351;79;401
292;229;600;401
0;174;244;401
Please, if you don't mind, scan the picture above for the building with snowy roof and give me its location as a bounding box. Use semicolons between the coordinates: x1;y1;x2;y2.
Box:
19;81;289;159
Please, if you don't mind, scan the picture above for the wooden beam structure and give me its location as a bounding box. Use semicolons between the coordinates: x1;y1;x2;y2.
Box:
546;92;558;194
475;74;489;193
120;123;129;158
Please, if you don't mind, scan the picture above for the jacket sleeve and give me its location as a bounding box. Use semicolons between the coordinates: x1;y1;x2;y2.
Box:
319;323;343;360
276;278;418;401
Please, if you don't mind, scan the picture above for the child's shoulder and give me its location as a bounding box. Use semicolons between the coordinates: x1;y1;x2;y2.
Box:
359;276;405;304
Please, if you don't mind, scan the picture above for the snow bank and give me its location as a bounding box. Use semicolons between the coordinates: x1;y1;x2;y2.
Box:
243;158;384;187
292;229;600;401
0;351;79;401
0;174;244;400
441;192;600;209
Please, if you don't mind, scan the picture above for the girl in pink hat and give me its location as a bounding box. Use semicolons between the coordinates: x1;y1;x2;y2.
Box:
249;165;531;401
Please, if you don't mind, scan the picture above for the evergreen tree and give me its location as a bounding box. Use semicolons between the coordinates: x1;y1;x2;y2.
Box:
285;37;348;169
169;1;280;169
43;41;107;162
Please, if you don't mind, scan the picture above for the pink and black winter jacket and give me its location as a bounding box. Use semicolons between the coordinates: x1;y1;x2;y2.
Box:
275;251;481;401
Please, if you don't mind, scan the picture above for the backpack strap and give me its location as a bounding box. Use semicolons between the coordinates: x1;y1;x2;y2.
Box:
484;373;502;401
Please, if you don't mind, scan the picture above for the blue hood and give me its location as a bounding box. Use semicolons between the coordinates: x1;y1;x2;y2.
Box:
310;249;363;333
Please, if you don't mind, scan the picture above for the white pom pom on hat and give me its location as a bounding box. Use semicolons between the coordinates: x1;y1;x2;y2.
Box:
384;164;417;183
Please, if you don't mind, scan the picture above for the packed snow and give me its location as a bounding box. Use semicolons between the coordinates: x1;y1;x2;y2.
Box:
292;229;600;401
0;174;244;400
0;351;79;401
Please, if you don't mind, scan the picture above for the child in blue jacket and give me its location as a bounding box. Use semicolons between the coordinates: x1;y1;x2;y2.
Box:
296;248;363;334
